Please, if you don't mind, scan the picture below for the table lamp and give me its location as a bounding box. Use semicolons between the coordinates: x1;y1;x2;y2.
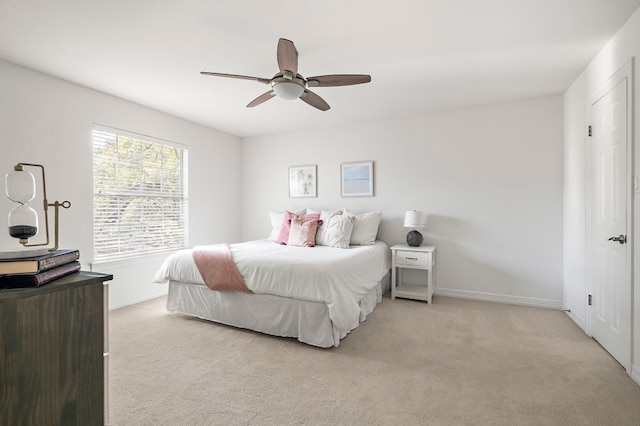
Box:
404;210;426;247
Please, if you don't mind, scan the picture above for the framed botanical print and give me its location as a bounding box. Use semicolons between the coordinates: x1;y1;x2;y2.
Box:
289;164;317;198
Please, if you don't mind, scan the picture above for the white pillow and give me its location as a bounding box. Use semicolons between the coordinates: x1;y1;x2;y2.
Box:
324;215;354;249
342;210;382;245
268;209;305;240
315;209;343;246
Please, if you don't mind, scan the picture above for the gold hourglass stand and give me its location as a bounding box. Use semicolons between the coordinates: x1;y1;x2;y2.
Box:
5;163;71;251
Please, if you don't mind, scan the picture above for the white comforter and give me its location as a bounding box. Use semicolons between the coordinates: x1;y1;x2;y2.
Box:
153;239;391;333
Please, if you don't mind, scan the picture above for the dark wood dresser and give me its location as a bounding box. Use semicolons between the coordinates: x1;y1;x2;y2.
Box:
0;271;113;425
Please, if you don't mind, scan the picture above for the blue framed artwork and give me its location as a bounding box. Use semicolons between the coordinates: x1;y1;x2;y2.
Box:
341;161;373;197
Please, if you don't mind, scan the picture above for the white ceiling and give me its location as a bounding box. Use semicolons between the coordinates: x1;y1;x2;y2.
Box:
1;0;639;138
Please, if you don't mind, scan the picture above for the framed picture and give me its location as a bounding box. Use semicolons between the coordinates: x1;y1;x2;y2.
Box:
289;164;317;198
341;161;374;197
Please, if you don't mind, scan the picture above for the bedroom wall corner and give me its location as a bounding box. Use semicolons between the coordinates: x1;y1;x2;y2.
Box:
562;5;640;381
562;77;588;331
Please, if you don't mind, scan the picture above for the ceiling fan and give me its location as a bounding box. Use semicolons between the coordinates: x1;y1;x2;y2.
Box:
201;38;371;111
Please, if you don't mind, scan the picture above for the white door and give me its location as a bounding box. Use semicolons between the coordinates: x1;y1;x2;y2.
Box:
588;73;631;372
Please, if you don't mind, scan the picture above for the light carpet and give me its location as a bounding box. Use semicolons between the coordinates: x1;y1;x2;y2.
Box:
108;295;640;425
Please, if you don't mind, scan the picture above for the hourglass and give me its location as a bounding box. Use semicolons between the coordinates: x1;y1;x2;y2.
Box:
5;164;38;242
4;163;70;251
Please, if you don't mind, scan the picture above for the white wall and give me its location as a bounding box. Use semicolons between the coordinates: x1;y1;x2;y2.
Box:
0;59;242;308
241;96;564;308
564;7;640;384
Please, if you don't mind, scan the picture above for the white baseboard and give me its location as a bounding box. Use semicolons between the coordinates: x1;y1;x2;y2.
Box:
435;288;562;310
632;365;640;387
562;308;587;332
109;288;168;311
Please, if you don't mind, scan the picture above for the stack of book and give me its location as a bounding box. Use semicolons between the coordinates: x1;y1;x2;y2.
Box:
0;249;81;289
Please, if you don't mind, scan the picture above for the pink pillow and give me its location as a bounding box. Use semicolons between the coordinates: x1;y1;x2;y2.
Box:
276;211;321;244
287;219;320;247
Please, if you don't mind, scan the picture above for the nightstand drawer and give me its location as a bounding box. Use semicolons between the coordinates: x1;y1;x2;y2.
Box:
395;250;431;268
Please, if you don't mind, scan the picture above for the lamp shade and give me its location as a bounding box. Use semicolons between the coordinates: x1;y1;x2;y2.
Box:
404;210;426;228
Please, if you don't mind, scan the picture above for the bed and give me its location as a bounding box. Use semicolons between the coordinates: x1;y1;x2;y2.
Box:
152;239;391;347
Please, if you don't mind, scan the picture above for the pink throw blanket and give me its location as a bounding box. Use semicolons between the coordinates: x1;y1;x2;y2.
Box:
192;244;252;293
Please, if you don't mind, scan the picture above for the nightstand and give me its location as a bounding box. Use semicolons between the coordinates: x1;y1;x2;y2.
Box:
390;244;436;303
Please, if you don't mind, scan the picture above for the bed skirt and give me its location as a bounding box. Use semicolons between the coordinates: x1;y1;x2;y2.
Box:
166;272;390;348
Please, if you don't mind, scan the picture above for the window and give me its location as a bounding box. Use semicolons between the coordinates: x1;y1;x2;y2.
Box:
92;125;188;262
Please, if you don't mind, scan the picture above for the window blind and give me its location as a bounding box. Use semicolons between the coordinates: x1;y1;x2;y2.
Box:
92;125;188;262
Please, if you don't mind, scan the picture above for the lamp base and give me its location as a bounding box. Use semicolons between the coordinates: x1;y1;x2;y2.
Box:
406;230;423;247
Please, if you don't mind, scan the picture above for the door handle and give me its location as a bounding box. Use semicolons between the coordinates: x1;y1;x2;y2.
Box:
608;234;627;244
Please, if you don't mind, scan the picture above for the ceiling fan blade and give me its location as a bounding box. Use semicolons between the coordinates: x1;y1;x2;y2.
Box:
247;91;275;108
200;72;271;85
306;74;372;87
277;38;298;75
300;89;330;111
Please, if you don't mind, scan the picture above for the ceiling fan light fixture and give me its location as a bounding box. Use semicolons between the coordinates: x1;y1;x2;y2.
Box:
272;81;305;100
201;38;371;110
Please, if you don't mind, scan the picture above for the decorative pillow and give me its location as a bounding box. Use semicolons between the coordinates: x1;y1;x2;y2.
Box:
268;209;305;241
323;214;355;249
276;211;321;244
315;209;343;246
287;219;320;247
342;210;382;245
